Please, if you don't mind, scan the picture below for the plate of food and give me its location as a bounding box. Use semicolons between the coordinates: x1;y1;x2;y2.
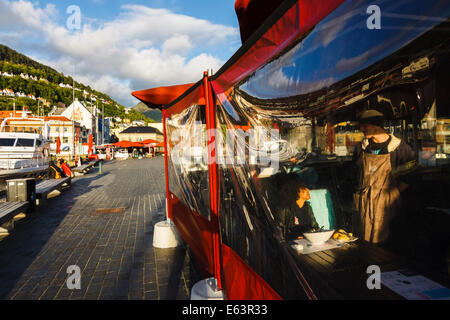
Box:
332;229;358;243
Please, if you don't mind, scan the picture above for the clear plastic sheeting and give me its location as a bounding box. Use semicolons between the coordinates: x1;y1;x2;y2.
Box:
166;104;211;221
239;0;450;101
215;94;312;299
213;0;450;298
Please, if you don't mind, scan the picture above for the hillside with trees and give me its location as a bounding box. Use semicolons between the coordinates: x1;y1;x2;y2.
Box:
132;102;163;122
0;44;154;123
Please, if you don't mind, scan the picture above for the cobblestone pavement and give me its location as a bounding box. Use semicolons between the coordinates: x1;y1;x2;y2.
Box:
0;157;202;300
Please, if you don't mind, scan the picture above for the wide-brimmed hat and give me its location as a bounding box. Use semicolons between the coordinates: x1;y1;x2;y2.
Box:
358;109;385;127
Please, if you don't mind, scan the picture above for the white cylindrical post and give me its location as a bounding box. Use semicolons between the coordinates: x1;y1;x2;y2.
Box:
152;219;183;248
191;278;225;300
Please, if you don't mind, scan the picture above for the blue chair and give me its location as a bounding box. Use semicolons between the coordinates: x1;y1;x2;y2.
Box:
307;189;336;230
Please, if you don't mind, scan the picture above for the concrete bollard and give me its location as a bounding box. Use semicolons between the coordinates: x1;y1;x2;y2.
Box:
152;220;183;248
190;278;225;300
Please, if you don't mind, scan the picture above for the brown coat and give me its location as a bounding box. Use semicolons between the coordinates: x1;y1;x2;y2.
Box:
354;135;405;243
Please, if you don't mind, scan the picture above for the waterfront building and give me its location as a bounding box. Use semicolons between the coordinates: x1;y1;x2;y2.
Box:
117;126;163;143
63;99;99;144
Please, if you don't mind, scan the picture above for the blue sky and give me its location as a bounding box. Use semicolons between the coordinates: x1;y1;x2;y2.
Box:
46;0;239;31
0;0;241;107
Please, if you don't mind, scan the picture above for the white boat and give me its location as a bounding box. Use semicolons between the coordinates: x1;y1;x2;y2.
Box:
0;118;51;192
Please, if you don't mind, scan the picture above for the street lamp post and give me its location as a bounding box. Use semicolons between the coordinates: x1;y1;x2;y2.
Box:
72;66;75;162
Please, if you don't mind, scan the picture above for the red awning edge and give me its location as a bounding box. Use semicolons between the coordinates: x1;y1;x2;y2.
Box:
132;83;197;109
212;0;345;95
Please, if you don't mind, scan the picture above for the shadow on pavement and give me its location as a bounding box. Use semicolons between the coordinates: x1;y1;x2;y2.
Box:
0;165;108;299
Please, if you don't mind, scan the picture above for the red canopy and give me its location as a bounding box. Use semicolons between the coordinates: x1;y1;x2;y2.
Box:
142;139;160;145
154;142;164;148
235;0;286;43
95;144;114;149
113;141;144;148
132;83;196;109
56;136;61;154
212;0;344;94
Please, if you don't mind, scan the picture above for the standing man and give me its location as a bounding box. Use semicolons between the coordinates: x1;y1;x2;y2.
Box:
353;110;416;244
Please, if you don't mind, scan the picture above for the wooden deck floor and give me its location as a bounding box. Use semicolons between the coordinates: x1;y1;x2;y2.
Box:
0;157;202;300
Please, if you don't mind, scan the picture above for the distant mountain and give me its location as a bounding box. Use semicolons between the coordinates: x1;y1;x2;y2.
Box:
132;102;162;122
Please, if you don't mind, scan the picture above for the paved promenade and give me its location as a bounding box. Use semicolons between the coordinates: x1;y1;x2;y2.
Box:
0;157;202;300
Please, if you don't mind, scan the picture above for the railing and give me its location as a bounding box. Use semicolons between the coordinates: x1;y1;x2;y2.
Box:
0;153;47;170
0;125;43;134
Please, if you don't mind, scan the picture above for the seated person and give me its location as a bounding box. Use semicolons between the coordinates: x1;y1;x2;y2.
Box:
277;174;319;240
59;159;73;178
49;161;65;179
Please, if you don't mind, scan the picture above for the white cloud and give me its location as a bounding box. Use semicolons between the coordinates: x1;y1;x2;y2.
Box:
162;35;192;55
0;0;239;107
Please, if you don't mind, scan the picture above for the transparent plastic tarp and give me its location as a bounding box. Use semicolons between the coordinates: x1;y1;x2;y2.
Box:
166;104;211;220
213;0;450;298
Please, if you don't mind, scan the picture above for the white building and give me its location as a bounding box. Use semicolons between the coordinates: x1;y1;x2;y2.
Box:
132;120;146;126
63;99;100;144
3;89;15;96
148;123;164;133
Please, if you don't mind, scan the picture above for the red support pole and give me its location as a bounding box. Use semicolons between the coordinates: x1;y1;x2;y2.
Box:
204;71;222;290
162;109;172;221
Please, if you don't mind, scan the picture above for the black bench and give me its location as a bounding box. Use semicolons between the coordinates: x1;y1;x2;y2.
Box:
0;201;29;225
35;177;71;200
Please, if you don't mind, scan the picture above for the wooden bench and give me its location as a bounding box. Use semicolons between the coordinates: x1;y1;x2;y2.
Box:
0;201;29;225
72;161;98;176
35;177;71;200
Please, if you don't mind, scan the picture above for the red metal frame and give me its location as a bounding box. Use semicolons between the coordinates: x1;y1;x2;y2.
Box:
162;109;172;221
203;72;223;290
